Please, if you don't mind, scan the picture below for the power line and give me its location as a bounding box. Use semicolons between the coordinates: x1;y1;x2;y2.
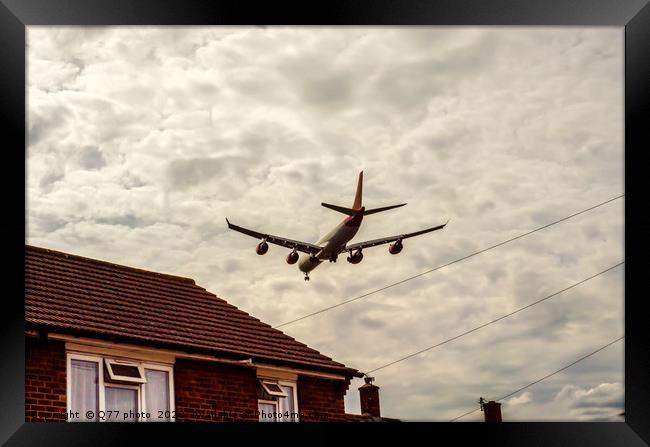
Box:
448;335;625;422
363;261;623;374
273;194;624;329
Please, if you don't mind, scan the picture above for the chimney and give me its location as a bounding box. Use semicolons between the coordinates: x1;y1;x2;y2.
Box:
482;400;502;422
359;376;381;418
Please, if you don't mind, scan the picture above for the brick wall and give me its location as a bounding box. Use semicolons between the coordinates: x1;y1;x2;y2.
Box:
25;336;354;423
174;359;259;421
25;338;67;422
297;376;351;422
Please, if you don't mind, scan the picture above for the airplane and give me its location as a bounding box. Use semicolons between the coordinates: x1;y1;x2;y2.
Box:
225;171;448;281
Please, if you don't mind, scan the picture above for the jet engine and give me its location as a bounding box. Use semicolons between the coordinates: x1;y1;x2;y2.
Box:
388;239;403;255
347;249;363;264
286;249;299;264
256;241;269;255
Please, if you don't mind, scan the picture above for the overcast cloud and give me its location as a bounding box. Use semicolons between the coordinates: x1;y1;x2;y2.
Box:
27;26;624;421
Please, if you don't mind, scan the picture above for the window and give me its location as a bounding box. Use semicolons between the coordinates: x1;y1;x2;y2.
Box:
143;367;171;422
104;358;146;383
260;380;288;397
67;353;174;422
105;385;139;421
258;400;278;422
69;358;99;422
257;380;298;422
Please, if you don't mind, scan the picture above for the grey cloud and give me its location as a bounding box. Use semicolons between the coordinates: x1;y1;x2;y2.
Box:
28;103;73;147
120;172;148;190
197;221;228;241
67;56;86;72
271;280;299;294
220;258;243;273
193;80;219;97
33;214;69;233
165;155;248;190
299;71;355;110
572;397;623;409
553;383;623;421
358;316;387;331
39;168;65;191
76;145;106;170
94;213;154;228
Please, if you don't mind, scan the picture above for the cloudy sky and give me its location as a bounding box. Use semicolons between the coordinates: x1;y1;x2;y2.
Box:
26;27;624;421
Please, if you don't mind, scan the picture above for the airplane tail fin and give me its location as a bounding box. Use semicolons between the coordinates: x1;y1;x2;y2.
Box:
322;173;406;216
352;171;363;210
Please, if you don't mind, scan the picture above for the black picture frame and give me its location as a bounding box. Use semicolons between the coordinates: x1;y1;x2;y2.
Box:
1;0;648;445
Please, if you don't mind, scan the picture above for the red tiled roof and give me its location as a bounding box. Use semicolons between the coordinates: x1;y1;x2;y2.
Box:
25;245;361;377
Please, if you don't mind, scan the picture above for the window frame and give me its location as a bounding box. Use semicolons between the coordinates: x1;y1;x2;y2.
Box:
277;380;299;422
256;379;299;422
66;353;105;420
103;381;142;422
141;362;175;422
258;399;279;422
66;352;175;422
259;379;288;397
104;358;146;384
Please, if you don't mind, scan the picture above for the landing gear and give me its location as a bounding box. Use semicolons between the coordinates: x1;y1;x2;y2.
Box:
304;272;310;281
328;252;338;263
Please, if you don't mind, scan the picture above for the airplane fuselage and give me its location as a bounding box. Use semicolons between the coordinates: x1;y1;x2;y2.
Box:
298;207;364;273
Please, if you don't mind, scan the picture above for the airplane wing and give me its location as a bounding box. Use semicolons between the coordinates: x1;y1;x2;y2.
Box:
226;218;323;255
342;222;448;252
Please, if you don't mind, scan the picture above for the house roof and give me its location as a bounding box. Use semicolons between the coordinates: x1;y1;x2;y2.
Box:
25;245;361;378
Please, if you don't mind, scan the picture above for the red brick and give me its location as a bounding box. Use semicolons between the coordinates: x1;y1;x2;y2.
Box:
25;338;67;422
26;339;355;423
174;359;258;422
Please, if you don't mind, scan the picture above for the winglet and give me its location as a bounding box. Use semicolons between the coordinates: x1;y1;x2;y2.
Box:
352;171;363;210
225;217;231;227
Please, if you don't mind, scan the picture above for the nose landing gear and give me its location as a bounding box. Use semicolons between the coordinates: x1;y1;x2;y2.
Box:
304;272;310;281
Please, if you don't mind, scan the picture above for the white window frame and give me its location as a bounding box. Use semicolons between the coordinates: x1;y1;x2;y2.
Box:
103;382;142;422
67;352;175;422
259;379;288;397
141;363;175;422
66;353;105;421
257;380;299;422
104;358;146;384
278;381;299;422
258;399;279;422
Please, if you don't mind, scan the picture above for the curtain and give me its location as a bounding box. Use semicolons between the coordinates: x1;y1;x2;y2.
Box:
144;369;170;422
105;387;138;422
258;402;277;422
70;359;98;422
280;385;296;422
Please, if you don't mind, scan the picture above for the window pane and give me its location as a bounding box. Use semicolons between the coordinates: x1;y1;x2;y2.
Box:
70;359;98;422
110;364;141;378
280;385;297;422
144;369;170;422
105;387;138;422
258;402;277;422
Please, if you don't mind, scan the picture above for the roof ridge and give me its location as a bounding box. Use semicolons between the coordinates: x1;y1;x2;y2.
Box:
26;245;196;285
